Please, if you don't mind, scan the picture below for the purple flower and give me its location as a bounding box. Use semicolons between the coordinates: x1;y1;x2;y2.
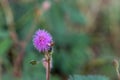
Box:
33;29;53;52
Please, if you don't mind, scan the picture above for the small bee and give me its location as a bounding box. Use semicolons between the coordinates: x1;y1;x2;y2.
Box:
30;60;37;65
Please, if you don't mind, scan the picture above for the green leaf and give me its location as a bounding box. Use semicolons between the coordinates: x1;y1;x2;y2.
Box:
69;75;109;80
0;38;12;56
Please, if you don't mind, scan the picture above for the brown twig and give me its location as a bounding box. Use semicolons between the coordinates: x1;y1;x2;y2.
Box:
13;4;40;77
14;19;38;77
13;48;25;77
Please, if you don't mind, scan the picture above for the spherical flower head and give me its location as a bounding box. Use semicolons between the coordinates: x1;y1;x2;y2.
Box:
33;29;53;53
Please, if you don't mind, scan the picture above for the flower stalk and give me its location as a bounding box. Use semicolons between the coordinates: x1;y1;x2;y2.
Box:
46;54;50;80
33;29;53;80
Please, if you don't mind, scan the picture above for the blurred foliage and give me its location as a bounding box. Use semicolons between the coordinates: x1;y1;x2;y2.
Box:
0;0;120;80
68;75;109;80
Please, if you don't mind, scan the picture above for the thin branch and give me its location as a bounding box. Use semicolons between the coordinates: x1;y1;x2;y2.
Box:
13;4;40;77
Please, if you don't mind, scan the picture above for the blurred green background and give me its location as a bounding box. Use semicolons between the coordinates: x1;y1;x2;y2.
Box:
0;0;120;80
